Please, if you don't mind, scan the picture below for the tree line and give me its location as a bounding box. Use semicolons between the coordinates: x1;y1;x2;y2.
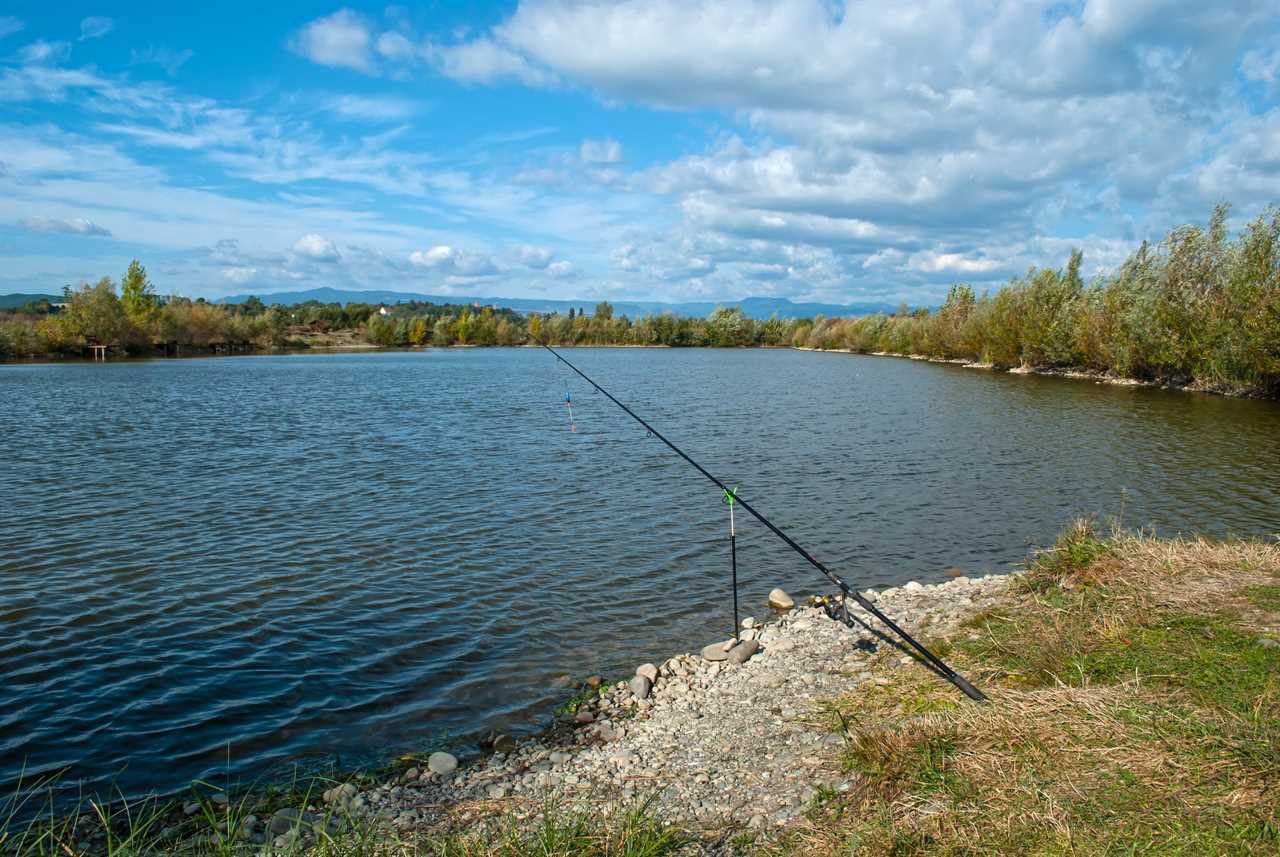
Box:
1;204;1276;395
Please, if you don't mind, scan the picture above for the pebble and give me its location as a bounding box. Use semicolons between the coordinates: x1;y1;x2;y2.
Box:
1257;638;1279;649
630;675;652;700
267;809;300;836
427;752;458;776
293;575;1011;843
584;675;603;688
701;640;732;661
727;639;760;664
768;588;795;611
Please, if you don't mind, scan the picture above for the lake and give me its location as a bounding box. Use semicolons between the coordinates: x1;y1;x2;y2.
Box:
2;347;1277;806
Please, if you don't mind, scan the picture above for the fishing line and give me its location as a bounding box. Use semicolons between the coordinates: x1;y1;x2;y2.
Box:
539;342;986;702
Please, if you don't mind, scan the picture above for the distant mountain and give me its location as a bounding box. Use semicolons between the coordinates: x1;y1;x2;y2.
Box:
218;287;898;320
0;293;62;309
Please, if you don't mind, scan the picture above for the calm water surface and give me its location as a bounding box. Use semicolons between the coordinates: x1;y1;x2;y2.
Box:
1;348;1277;804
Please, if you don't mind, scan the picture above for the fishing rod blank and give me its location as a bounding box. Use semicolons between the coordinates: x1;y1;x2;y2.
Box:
540;342;987;702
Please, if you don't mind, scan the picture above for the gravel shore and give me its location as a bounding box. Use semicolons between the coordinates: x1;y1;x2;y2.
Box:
279;573;1013;850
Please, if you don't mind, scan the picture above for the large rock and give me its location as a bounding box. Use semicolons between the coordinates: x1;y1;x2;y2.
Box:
635;663;659;683
768;588;795;611
727;639;760;664
427;751;458;776
701;640;733;661
629;675;652;700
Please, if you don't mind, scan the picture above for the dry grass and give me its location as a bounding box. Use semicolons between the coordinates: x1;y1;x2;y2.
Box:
771;522;1280;856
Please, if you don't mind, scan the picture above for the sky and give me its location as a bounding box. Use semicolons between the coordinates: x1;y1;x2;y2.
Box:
1;1;1278;305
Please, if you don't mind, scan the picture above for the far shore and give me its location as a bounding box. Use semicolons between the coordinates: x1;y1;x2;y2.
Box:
4;341;1274;401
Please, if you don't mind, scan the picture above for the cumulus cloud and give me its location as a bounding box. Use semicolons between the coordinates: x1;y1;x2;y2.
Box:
288;9;375;73
222;266;258;284
409;245;499;276
426;38;554;86
78;17;114;41
547;260;576;277
512;244;554;268
18;216;111;236
580;138;622;164
293;233;340;262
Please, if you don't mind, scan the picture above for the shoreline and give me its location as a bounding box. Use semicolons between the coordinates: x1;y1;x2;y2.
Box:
794;345;1271;399
3;343;1274;400
27;572;1012;851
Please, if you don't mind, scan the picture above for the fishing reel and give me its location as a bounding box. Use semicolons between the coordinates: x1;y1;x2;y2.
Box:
813;594;878;653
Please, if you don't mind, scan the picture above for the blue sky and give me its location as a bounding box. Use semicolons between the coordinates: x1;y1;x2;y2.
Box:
1;1;1278;304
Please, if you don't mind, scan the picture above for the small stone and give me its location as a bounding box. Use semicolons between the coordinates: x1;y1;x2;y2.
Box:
401;767;420;783
1257;638;1280;649
549;751;571;765
768;588;795;611
635;663;659;683
574;709;595;724
268;809;300;836
183;801;201;816
741;616;757;629
630;675;652;700
427;751;458;776
552;674;572;687
904;580;924;592
727;639;761;664
584;675;603;688
210;793;228;806
701;640;733;661
493;734;518;754
487;784;508;799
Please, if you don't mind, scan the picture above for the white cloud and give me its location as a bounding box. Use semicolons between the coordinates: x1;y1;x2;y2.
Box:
325;94;423;121
78;17;114;42
409;245;499;276
293;233;340;262
129;45;195;76
375;31;418;63
18;215;112;236
288;9;374;73
547;260;576;277
580;138;622;164
908;251;1000;275
222;266;258;284
17;40;71;64
426;38;555;86
513;243;554;268
0;17;23;39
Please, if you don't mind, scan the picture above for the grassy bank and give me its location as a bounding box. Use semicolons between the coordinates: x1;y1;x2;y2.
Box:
4;523;1277;856
777;522;1280;856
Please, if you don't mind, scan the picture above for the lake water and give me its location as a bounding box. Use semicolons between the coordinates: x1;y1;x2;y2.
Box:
2;348;1278;806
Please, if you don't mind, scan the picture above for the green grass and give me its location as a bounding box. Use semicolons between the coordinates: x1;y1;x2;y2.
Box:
1242;584;1280;611
770;522;1280;857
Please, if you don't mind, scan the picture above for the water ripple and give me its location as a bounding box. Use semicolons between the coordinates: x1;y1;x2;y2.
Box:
1;349;1278;806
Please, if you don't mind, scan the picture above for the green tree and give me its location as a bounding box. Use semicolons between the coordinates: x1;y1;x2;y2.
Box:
121;260;158;331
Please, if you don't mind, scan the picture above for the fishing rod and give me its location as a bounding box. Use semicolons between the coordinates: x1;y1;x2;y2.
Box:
540;342;987;702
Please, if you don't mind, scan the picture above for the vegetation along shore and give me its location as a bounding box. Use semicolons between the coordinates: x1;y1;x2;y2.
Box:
2;204;1278;398
4;519;1277;855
